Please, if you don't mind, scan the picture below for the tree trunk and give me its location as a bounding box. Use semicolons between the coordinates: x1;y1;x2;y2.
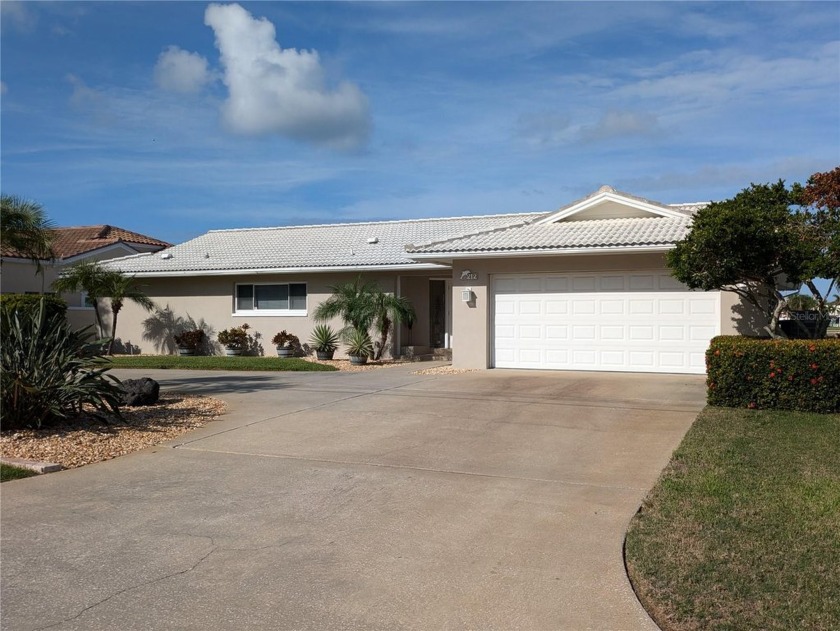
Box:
108;303;121;355
92;299;105;339
375;317;391;361
767;291;787;338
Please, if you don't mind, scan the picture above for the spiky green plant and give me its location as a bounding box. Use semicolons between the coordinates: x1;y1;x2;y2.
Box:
308;324;339;352
345;327;374;359
1;298;123;430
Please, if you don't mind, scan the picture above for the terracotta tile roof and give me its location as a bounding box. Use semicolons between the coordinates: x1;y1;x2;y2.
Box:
1;225;170;260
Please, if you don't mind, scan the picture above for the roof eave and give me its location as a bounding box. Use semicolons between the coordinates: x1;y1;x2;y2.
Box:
107;262;452;278
408;244;675;260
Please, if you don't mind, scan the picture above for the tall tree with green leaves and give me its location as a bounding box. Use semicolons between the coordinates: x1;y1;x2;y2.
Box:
0;194;55;278
53;261;156;354
667;173;838;338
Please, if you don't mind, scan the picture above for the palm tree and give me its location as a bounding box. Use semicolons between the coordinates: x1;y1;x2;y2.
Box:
0;194;55;278
313;276;381;336
105;273;155;355
314;276;415;360
52;261;109;337
53;261;156;354
369;290;415;360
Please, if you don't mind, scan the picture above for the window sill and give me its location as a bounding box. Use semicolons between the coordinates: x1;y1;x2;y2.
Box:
233;310;308;317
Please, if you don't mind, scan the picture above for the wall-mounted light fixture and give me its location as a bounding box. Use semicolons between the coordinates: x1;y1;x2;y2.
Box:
461;288;474;302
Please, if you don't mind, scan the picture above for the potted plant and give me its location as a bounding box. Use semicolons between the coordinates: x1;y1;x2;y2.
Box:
346;328;373;365
309;324;339;360
272;330;300;358
173;329;205;356
218;323;251;356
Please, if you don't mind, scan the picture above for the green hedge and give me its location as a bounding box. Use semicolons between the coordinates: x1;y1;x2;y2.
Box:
707;336;840;413
0;293;67;324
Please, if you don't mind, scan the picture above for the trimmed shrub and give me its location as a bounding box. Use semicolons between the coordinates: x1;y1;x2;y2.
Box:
1;298;122;430
0;293;67;324
707;336;840;413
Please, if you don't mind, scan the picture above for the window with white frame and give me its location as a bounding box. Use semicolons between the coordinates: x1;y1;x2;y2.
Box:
81;291;96;309
235;283;307;315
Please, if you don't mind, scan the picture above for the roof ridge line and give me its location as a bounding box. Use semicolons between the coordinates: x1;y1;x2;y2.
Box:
406;216;540;251
206;211;548;234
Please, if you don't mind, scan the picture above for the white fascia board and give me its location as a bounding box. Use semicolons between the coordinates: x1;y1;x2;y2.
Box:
60;243;141;265
536;191;686;225
408;245;673;260
119;262;451;278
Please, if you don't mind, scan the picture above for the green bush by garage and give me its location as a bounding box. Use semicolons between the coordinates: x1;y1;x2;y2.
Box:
706;336;840;413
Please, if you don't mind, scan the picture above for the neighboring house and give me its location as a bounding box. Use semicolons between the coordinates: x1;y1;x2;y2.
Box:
104;187;761;374
1;225;170;330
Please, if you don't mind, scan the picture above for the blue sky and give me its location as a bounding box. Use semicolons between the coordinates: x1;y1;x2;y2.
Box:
2;1;838;244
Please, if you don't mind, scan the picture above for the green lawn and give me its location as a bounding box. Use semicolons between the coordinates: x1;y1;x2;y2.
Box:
1;464;38;482
626;406;840;631
109;355;337;371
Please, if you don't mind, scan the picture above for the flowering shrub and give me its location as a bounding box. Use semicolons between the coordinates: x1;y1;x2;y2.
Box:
174;329;205;350
218;323;251;350
707;336;840;413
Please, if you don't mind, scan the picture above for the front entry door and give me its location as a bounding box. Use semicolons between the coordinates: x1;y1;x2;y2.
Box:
429;279;451;349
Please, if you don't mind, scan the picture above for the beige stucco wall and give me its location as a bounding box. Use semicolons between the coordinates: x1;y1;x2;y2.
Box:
113;270;440;357
1;246;151;334
449;252;760;370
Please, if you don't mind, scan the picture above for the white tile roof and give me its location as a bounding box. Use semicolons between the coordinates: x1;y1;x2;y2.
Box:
406;215;694;254
104;213;545;275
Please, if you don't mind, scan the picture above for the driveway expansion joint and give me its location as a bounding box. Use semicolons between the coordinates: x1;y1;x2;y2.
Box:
175;446;649;492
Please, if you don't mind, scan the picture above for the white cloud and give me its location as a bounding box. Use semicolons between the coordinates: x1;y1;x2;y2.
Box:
515;112;571;147
154;46;211;94
579;111;661;143
0;81;7;95
1;1;36;32
204;3;370;149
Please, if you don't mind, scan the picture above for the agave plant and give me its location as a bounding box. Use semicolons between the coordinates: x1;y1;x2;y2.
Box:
345;327;373;364
309;324;339;352
1;298;123;430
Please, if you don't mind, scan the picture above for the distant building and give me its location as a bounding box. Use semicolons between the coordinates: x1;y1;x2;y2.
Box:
1;225;170;330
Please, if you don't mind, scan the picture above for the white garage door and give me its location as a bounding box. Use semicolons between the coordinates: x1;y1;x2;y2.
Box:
493;272;720;374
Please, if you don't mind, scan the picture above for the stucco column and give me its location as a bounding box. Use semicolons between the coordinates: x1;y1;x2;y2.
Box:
451;261;490;369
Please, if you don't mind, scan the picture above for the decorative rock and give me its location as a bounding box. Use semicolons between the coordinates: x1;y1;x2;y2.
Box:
119;378;160;407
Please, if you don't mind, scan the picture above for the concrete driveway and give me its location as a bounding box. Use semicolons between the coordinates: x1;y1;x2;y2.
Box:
1;365;705;630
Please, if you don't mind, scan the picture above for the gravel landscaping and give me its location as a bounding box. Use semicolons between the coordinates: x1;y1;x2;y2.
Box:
0;394;226;469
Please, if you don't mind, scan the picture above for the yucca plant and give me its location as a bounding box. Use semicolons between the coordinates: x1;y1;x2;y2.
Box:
1;298;123;430
309;324;339;359
345;327;373;365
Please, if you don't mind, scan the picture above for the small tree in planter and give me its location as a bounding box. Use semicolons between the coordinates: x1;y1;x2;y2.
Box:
218;323;251;356
346;328;373;365
272;330;300;358
309;324;339;360
173;329;205;356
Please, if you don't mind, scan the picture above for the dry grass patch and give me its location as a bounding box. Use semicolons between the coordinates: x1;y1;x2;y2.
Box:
0;394;226;469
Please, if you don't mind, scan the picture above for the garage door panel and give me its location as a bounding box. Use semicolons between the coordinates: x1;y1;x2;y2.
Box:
493;273;719;374
544;277;569;292
546;300;568;314
572;276;597;291
572;300;596;315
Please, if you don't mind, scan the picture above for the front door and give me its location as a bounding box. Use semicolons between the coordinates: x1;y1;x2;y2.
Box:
429;279;451;348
